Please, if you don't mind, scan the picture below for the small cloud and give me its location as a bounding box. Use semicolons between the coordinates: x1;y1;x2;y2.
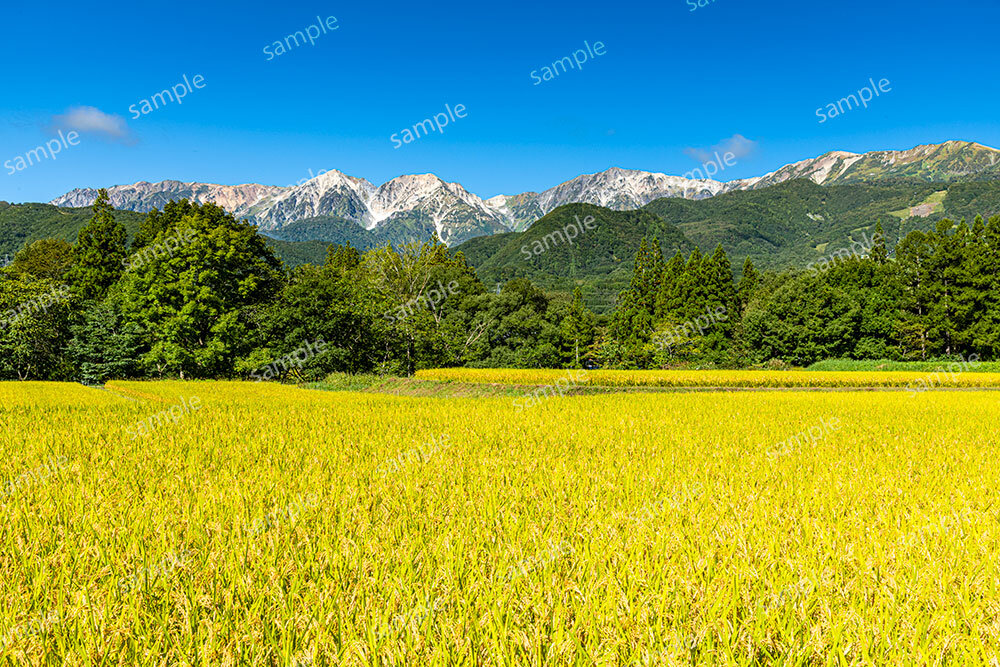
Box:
50;106;135;144
685;134;756;164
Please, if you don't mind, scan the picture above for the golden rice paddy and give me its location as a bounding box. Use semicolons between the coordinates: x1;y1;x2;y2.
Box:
416;367;1000;390
1;377;998;664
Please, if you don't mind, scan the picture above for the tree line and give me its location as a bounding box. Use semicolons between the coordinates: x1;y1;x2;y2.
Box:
1;190;996;381
605;216;1000;367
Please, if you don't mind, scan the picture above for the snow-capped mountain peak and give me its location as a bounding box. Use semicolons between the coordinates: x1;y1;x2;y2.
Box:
49;141;1000;247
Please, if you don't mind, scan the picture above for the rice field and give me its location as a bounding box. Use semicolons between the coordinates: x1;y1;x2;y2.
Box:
415;367;1000;390
2;379;1000;664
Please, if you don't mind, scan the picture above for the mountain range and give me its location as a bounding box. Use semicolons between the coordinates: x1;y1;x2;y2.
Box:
460;178;1000;308
49;141;1000;247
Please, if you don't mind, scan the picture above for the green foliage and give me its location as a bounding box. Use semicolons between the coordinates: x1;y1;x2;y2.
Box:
559;288;597;367
66;190;128;302
67;299;144;384
131;199;200;251
10;238;74;281
259;261;385;379
742;272;861;365
364;238;487;373
117;202;284;378
464;279;564;369
0;275;75;380
603;239;740;368
738;256;760;312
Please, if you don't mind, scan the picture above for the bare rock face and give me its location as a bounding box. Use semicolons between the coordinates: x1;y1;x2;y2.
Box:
50;180;285;219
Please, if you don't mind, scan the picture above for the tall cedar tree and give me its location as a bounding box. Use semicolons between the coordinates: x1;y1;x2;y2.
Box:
68;300;144;384
655;253;686;320
560;287;596;367
704;244;738;332
738;257;760;312
68;189;127;301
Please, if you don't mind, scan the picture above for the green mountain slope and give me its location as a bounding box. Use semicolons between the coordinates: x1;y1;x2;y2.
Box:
456;203;694;310
0;202;146;256
266;213;450;250
822;141;1000;184
262;238;330;268
265;215;383;248
642;179;1000;271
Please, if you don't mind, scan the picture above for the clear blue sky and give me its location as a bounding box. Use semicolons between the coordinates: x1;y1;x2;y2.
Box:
2;0;998;203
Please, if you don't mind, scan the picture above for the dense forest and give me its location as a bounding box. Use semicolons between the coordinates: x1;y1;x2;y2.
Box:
1;189;996;382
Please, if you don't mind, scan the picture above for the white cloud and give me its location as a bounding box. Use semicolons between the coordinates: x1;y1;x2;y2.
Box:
50;106;134;143
685;134;757;164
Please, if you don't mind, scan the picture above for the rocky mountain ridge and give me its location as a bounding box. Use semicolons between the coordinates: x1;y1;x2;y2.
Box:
50;141;1000;245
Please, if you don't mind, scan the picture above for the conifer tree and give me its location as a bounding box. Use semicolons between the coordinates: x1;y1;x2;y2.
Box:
738;256;760;312
870;221;889;264
895;230;933;359
704;244;738;327
607;238;660;366
68;299;144;384
971;215;1000;356
656;253;686;319
560;288;596;367
674;248;704;320
68;189;127;301
631;237;663;323
925;219;965;356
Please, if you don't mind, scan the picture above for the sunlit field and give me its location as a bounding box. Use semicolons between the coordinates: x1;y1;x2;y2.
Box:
2;380;999;664
416;367;1000;390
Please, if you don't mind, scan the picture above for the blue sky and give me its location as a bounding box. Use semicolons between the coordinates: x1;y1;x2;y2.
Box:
2;0;998;203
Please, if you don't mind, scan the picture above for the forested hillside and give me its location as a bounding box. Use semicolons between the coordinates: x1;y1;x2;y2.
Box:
458;204;693;310
602;215;1000;367
642;179;1000;271
0;202;146;257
